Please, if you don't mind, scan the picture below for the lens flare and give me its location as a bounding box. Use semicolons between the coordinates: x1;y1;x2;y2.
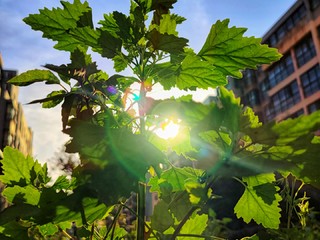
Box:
154;120;180;139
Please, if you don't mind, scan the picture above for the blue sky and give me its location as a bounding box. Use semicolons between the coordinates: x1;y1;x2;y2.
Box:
0;0;296;165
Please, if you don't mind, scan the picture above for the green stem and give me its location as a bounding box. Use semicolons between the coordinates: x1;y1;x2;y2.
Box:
139;81;147;134
90;223;94;240
287;177;296;229
103;205;123;240
176;234;226;239
137;182;146;240
120;203;160;240
171;206;198;240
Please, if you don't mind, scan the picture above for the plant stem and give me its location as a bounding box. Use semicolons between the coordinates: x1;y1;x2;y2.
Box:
120;203;160;240
171;206;198;240
176;233;226;239
103;205;123;240
137;181;146;240
138;81;147;135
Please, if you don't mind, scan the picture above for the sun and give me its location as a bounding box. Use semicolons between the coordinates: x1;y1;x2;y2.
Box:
154;119;180;139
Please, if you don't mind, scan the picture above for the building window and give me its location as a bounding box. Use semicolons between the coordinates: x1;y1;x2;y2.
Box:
242;69;257;87
288;109;304;119
310;0;320;10
292;4;307;24
294;34;316;67
307;99;320;113
265;3;306;47
267;54;294;88
259;79;269;100
245;89;260;107
301;64;320;97
266;80;301;121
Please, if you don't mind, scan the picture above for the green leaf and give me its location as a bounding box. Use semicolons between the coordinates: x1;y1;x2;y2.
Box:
0;147;42;186
3;185;41;206
149;62;179;90
98;29;122;58
8;70;60;86
38;223;59;237
28;90;66;108
113;54;128;72
146;29;188;54
160;167;203;192
52;175;77;191
150;14;178;35
198;19;281;78
177;54;226;89
0;221;30;239
185;182;209;205
65;120;165;179
234;173;282;229
179;213;208;239
151;201;174;232
54;197;108;226
23;0;93;52
168;192;193;221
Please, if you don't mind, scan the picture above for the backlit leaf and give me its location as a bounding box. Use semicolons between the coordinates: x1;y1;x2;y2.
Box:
23;0;93;51
8;70;60;86
151;201;174;232
198;19;281;78
0;147;43;186
234;173;282;229
160;167;203;192
179;213;208;239
177;54;226;89
146;29;188;54
3;185;41;206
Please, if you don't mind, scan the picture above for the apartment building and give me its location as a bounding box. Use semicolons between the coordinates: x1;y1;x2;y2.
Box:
0;54;33;166
230;0;320;123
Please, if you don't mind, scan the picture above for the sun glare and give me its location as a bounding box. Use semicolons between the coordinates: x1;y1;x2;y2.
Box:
154;120;180;139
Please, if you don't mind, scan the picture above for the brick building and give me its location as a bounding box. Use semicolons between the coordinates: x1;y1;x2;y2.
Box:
0;54;33;211
230;0;320;123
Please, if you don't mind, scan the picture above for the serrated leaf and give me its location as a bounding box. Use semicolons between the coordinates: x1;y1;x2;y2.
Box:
198;19;281;78
161;167;203;192
146;29;188;54
168;192;193;221
151;201;174;232
52;175;77;191
8;70;60;86
54;197;108;226
179;213;208;239
177;54;226;89
38;223;59;237
0;147;42;186
150;0;177;11
185;182;208;205
3;185;41;206
28;90;66;108
0;221;30;239
113;54;128;72
98;29;122;58
234;173;282;229
152;14;178;35
23;0;93;52
149;62;179;90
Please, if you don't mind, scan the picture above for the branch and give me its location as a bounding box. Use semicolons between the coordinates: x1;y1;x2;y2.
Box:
171;206;199;240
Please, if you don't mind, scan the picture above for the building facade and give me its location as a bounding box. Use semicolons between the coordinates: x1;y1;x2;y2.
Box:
230;0;320;123
0;55;33;168
0;54;33;211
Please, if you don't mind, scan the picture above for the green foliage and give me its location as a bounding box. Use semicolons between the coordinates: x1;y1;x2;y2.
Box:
234;173;282;229
1;0;319;239
198;19;282;79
